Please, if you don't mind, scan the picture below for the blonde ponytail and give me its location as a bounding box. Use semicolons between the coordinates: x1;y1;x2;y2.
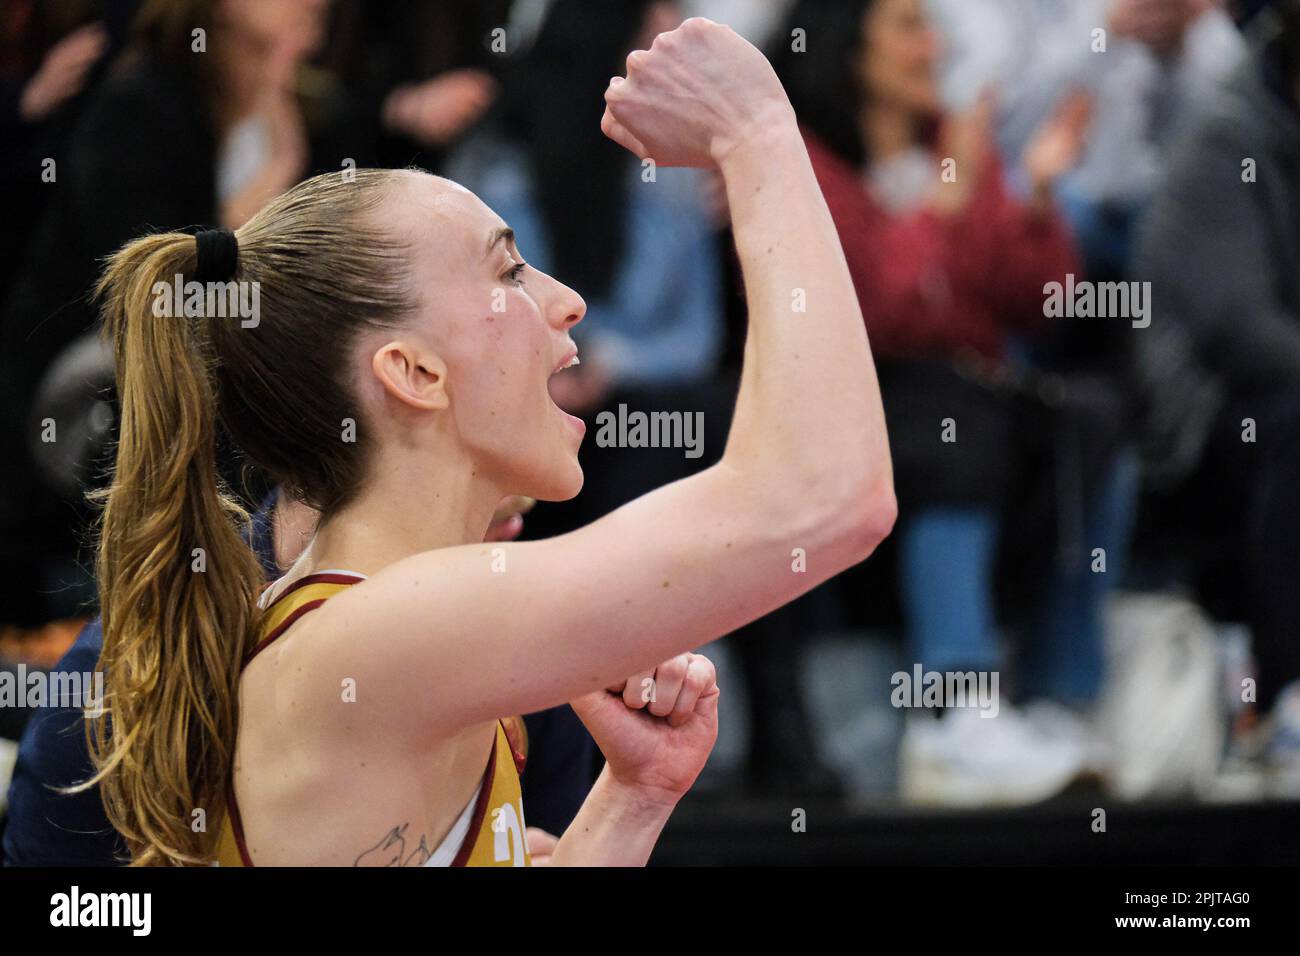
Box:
85;232;263;866
82;169;414;865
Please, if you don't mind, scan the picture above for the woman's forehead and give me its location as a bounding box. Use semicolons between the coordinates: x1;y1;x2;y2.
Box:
387;171;504;267
392;172;506;268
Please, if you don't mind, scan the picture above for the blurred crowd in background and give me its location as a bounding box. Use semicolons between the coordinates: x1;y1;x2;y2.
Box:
0;0;1298;833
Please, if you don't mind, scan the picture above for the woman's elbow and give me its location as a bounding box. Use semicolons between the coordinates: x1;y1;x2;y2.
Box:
807;470;897;567
848;476;898;558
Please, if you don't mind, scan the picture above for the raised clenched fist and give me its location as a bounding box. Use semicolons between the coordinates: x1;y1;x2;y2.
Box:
600;17;795;169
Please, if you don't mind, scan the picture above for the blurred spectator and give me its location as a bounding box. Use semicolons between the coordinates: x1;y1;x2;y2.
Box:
772;0;1138;805
0;2;110;312
927;0;1245;277
1135;0;1300;794
324;0;512;172
0;0;337;627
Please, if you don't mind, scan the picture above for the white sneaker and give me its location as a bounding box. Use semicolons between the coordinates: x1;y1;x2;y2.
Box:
899;705;1087;807
1023;698;1110;778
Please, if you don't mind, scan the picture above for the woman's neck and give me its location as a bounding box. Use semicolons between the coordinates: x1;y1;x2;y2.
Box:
859;101;920;163
297;452;505;578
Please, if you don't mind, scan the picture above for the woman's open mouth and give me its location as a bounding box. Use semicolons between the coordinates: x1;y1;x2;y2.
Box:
549;345;586;436
551;346;579;376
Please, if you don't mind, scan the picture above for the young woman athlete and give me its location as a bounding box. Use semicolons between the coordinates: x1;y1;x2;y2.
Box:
88;18;896;866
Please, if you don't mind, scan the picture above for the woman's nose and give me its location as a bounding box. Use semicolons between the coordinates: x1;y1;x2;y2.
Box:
551;283;586;331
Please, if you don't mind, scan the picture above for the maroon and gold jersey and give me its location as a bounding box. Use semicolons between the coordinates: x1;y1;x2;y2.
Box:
214;572;531;867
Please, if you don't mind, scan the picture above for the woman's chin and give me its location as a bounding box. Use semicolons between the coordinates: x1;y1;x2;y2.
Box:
529;459;584;503
554;462;585;501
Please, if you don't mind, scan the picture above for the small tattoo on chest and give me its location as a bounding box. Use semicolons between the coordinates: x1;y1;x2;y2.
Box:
353;823;434;867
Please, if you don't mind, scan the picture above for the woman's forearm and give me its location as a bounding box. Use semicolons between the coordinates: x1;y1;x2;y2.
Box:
717;120;894;543
549;767;678;867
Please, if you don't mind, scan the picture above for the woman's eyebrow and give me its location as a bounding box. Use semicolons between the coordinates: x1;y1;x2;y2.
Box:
484;226;515;259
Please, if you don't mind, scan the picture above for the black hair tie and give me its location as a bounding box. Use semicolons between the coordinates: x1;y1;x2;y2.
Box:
194;228;239;282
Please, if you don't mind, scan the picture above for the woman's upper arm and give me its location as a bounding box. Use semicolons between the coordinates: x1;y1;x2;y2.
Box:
296;463;878;738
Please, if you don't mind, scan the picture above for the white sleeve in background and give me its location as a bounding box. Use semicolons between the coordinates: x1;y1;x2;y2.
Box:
929;0;1243;206
927;0;1109;125
1070;5;1245;205
1175;7;1248;106
927;0;1016;110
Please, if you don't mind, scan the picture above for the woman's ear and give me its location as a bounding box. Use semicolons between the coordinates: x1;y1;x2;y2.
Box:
371;340;450;411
